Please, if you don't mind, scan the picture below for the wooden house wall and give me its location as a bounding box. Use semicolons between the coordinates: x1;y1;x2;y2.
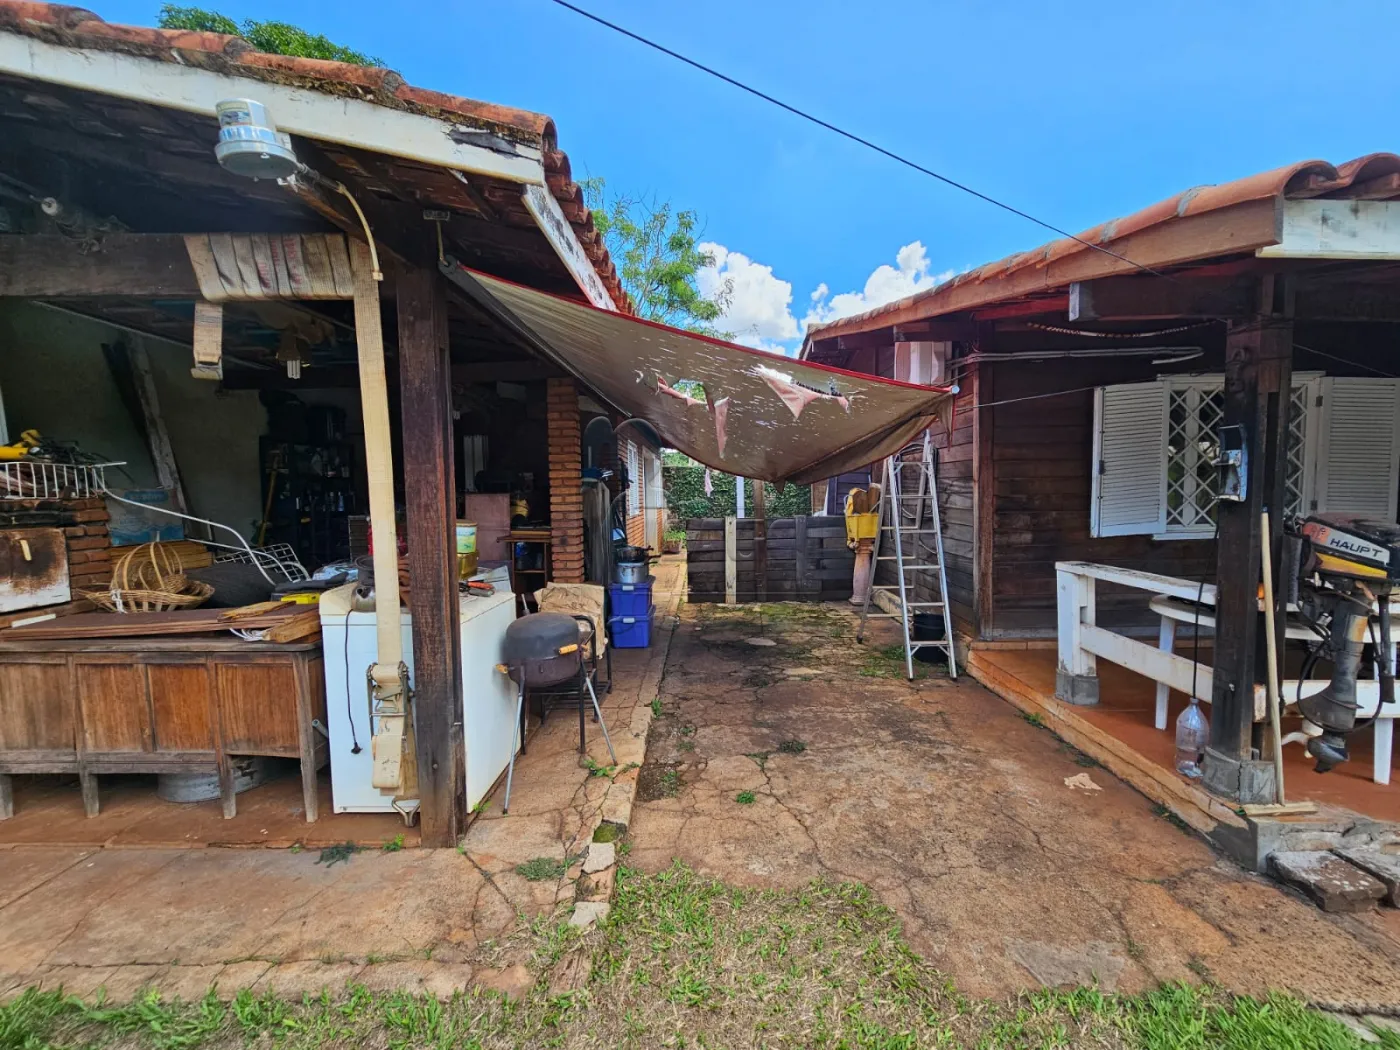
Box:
983;358;1214;639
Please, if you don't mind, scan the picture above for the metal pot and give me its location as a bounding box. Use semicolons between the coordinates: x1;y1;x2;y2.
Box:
615;560;648;585
616;545;649;564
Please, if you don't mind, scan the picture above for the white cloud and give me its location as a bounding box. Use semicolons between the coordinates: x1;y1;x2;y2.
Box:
691;239;957;356
697;242;799;354
802;241;954;332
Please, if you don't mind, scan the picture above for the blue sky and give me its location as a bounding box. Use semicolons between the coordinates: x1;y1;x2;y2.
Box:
108;0;1400;352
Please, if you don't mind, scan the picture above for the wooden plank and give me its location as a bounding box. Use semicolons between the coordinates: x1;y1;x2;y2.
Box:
1053;562;1218;604
77;663;150;752
398;265;464;847
0;234;200;297
975;361;995;638
724;517;737;605
127;340;189;513
148;663;214;751
2;605;307;640
215;663;300;753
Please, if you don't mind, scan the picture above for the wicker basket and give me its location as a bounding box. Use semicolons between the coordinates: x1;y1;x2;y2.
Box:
82;541;215;613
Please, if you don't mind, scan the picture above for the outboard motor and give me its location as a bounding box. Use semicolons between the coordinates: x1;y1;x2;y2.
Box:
1292;516;1400;771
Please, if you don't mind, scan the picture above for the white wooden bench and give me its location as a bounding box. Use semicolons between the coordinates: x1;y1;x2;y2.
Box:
1147;594;1397;786
1055;561;1397;787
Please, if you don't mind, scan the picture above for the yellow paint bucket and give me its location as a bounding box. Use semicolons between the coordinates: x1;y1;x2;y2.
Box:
455;521;479;579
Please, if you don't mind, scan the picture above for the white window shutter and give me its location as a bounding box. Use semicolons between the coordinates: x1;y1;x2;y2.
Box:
1316;377;1400;521
1091;383;1168;537
626;441;642;516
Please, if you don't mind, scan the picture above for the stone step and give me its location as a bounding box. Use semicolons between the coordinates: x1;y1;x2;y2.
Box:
1334;847;1400;907
1270;850;1387;913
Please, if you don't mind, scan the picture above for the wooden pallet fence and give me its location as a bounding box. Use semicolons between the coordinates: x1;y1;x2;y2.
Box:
686;515;854;604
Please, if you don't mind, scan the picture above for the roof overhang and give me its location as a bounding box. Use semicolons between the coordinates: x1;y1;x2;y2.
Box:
1258;200;1400;260
447;265;955;484
0;31;542;184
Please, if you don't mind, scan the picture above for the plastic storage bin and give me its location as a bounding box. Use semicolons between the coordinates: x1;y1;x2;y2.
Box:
609;606;655;649
608;577;654;618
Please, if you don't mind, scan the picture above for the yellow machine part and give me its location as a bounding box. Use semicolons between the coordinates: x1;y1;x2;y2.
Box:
1315;551;1390;580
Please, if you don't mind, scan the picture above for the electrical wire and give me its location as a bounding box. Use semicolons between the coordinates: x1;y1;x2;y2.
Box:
543;0;1178;282
547;0;1400;362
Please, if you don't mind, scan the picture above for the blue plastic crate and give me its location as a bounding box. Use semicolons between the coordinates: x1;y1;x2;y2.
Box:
608;577;654;618
608;606;654;649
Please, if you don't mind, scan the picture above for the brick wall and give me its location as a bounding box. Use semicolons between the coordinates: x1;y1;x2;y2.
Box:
546;377;585;583
0;496;112;605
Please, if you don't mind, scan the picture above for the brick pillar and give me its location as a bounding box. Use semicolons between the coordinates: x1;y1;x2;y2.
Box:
547;377;585;583
65;498;113;592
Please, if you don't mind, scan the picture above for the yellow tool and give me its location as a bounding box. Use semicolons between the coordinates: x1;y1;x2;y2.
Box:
0;430;41;461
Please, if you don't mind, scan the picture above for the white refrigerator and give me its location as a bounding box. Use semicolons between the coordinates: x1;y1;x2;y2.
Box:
319;583;519;814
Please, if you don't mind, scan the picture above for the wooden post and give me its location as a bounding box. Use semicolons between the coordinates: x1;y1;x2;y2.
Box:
1055;566;1097;704
751;479;767;602
1203;276;1292;805
397;265;465;846
724;516;737;604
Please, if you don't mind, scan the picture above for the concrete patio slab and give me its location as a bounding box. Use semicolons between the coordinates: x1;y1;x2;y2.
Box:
0;559;685;1004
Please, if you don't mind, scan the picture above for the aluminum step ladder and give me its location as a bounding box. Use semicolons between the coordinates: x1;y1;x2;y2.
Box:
856;429;958;680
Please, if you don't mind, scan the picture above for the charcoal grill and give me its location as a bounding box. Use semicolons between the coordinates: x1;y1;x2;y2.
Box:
499;612;615;813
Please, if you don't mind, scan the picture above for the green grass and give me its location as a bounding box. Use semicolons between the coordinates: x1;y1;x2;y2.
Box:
3;864;1390;1050
381;834;405;853
514;856;567;881
735;790;756;805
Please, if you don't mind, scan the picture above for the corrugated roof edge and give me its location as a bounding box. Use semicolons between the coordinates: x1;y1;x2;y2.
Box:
803;152;1400;349
0;0;633;312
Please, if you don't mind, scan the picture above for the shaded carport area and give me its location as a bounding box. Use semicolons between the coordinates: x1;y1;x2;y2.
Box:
628;600;1400;1003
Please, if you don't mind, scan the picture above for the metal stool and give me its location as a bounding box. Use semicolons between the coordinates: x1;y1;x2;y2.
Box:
499;612;615;813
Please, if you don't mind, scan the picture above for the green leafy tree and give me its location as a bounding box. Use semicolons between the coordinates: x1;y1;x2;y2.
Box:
157;5;383;66
582;178;731;335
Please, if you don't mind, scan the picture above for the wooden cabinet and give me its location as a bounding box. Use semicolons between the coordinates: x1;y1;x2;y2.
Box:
0;638;326;822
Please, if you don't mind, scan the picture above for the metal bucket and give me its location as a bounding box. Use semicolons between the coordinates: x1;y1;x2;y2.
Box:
157;756;269;804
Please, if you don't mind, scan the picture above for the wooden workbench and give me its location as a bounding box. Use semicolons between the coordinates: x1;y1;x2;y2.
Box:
0;635;326;821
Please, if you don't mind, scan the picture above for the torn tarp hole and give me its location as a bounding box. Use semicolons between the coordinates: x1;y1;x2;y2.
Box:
755;365;851;419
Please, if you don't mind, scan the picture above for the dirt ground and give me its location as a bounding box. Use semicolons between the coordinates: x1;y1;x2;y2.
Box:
628;600;1400;1007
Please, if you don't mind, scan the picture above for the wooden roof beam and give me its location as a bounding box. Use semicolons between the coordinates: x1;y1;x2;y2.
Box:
1072;273;1400;322
0;233;199;297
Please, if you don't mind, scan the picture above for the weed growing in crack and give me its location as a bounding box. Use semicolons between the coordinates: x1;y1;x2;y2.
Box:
660;768;681;797
650;697;663;717
1022;712;1045;728
677;740;695;752
777;739;807;754
735;791;756;805
516;857;567;881
315;842;361;866
746;751;770;771
584;757;616;779
381;834;405;852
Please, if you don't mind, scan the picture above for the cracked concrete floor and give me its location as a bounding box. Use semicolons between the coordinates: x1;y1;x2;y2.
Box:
0;559;685;1004
628;601;1400;1006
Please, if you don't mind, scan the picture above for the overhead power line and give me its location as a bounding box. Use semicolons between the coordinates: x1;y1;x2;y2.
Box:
543;0;1174;282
